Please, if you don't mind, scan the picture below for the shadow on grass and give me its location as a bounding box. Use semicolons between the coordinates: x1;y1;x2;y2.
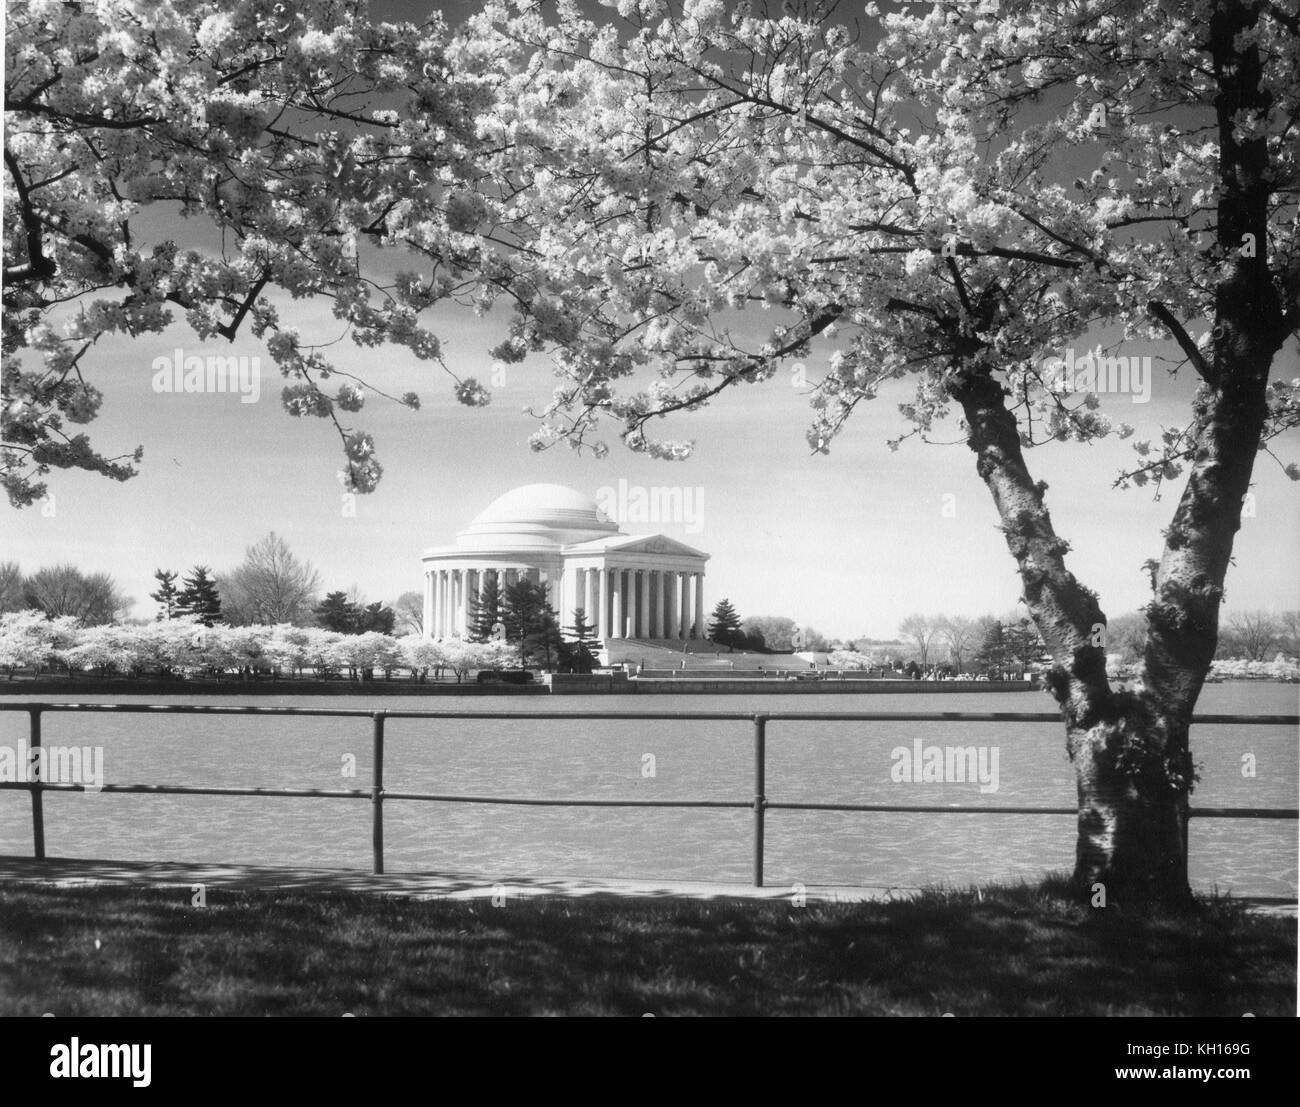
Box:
0;873;1292;1016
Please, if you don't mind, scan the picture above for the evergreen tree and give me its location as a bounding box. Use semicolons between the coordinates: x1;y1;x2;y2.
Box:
973;621;1010;675
562;608;599;673
502;578;561;667
314;591;395;635
176;566;222;626
315;591;357;633
150;569;178;621
527;609;564;669
707;598;743;649
355;600;395;635
467;574;504;642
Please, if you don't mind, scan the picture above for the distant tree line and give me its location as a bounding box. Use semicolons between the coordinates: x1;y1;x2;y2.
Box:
4;532;400;637
892;610;1300;677
0;562;131;625
5;541;1296;675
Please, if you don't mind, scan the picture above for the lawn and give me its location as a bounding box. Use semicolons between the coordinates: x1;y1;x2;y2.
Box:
0;878;1292;1016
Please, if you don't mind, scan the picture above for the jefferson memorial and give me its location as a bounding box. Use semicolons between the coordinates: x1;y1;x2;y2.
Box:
421;484;709;644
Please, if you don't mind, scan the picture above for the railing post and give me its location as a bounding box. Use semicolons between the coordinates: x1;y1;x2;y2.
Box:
753;715;766;887
371;711;385;875
29;708;45;862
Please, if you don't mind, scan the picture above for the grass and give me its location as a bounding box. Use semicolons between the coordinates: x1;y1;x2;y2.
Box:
0;877;1292;1016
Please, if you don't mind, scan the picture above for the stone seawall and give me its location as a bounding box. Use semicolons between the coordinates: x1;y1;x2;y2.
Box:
1;677;1037;697
542;676;1038;694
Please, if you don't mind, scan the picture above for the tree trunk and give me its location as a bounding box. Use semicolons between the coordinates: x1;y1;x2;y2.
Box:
1065;696;1192;906
950;361;1200;907
938;0;1294;909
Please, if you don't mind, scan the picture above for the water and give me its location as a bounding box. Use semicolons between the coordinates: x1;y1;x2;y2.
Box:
1;683;1295;896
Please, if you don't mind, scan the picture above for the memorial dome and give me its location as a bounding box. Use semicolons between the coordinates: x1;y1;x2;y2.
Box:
457;483;620;549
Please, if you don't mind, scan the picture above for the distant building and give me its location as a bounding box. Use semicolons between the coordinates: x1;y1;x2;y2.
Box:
421;484;709;643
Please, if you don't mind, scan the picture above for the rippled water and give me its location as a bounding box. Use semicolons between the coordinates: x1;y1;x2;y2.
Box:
1;683;1295;896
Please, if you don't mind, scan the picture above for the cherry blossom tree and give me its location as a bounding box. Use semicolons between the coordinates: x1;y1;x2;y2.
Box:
439;637;517;682
0;610;75;677
398;633;442;681
827;648;876;670
448;0;1300;905
3;0;493;506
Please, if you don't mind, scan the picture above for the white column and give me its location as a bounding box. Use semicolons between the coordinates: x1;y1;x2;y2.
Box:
637;571;650;639
423;571;434;638
463;568;474;635
572;566;586;628
652;571;664;638
465;569;475;634
449;566;460;636
610;568;623;639
679;571;690;640
593;568;606;640
663;571;677;638
694;572;704;639
624;570;634;638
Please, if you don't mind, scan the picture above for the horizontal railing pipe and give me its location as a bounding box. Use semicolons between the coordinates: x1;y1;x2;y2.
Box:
1;702;1295;725
380;793;750;808
2;701;1294;887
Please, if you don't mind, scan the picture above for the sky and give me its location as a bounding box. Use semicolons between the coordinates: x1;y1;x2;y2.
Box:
3;1;1298;640
5;282;1298;640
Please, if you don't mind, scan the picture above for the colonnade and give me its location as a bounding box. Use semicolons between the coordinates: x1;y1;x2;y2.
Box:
572;565;705;641
423;566;545;640
421;564;705;641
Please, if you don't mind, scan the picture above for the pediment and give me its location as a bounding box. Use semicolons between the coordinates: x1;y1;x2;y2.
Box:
566;533;708;560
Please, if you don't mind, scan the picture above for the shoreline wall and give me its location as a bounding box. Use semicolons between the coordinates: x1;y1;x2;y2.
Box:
0;677;1038;697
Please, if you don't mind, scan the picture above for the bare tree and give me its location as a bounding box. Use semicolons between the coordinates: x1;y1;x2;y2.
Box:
897;615;938;669
741;615;798;652
1105;612;1149;662
1225;611;1281;661
0;562;23;612
393;591;424;636
1279;612;1300;658
219;533;321;626
937;615;978;672
23;565;130;624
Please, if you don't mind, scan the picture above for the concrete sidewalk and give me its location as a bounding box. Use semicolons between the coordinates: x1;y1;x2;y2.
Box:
0;856;913;905
1;856;1294;915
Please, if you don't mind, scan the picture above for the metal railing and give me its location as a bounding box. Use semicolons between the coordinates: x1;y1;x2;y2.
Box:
1;702;1296;886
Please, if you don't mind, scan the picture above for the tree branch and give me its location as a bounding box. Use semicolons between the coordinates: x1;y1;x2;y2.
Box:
1146;300;1217;386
